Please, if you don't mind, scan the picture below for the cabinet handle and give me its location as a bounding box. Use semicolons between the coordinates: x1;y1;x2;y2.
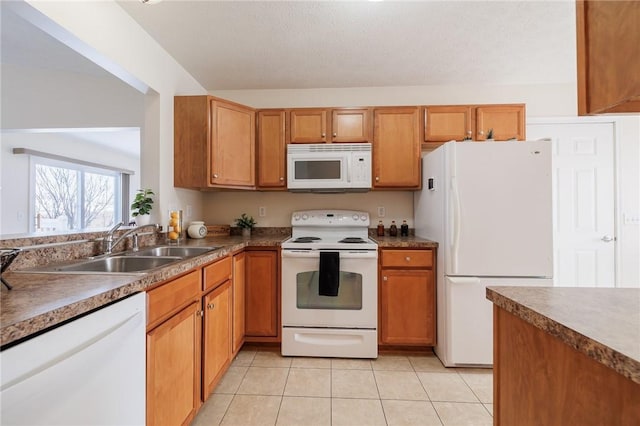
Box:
213;173;219;179
333;132;337;137
405;257;411;262
375;176;380;182
279;177;284;181
466;130;472;136
383;276;388;281
479;130;484;136
196;310;204;317
321;133;326;138
207;303;215;310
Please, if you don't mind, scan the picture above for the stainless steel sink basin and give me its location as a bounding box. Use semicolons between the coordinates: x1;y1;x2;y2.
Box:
126;246;218;258
24;256;181;275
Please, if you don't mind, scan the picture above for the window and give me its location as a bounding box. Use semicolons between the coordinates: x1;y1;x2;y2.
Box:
31;156;127;232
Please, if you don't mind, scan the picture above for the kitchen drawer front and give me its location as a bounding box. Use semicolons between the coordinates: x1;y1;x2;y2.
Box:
147;270;201;327
203;256;232;291
381;249;433;269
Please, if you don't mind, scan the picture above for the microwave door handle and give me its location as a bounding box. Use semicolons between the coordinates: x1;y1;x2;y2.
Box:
346;156;351;183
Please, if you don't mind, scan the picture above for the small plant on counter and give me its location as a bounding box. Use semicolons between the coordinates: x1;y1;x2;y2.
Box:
131;189;154;217
235;213;257;229
486;128;494;140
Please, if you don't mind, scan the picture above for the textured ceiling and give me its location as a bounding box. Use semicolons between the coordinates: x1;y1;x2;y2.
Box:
117;0;576;91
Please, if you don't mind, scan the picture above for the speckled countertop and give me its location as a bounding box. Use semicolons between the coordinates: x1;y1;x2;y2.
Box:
1;230;437;348
0;235;282;348
487;286;640;384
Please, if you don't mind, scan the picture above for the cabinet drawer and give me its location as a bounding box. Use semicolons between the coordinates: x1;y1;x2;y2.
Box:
203;256;232;291
147;270;201;326
381;250;433;268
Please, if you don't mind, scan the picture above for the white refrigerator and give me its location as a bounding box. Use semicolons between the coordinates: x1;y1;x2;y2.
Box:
414;141;553;367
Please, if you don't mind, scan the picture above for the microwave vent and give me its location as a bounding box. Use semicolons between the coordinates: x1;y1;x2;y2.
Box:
287;143;371;153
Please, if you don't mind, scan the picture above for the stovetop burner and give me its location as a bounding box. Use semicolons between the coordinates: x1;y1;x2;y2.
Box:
292;236;321;243
338;237;367;244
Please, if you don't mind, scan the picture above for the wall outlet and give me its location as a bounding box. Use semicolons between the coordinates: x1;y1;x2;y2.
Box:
259;206;266;217
185;205;193;218
377;206;385;218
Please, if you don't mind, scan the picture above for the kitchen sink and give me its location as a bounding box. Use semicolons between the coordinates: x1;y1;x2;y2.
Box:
41;256;182;274
126;246;218;258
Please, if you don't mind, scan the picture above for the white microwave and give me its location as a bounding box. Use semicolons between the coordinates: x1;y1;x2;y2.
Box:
287;143;372;192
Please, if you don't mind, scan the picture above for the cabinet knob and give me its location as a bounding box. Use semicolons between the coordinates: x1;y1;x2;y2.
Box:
405;256;411;262
207;303;215;310
321;133;326;138
479;130;484;136
375;176;380;182
467;130;472;136
196;310;204;317
333;132;337;137
383;276;388;281
213;173;219;179
279;177;284;181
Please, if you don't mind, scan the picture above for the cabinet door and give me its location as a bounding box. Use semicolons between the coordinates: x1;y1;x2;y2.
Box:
289;109;327;143
210;99;256;187
475;104;525;141
373;107;421;189
232;252;246;354
331;108;371;143
424;106;473;142
245;250;279;338
147;301;201;426
257;110;286;188
379;269;435;345
202;281;231;400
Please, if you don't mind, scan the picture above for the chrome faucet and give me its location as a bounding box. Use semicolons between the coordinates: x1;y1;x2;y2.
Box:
102;223;159;255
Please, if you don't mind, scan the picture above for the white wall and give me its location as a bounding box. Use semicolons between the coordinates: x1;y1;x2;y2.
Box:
18;0;207;228
0;132;140;235
1;63;144;129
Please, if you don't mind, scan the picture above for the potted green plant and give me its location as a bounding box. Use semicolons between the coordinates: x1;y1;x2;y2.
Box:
235;213;256;237
131;189;154;226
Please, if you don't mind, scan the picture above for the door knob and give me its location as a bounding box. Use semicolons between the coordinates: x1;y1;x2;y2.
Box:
601;235;615;242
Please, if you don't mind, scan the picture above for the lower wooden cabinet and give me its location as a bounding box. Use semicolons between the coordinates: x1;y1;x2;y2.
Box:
202;280;231;400
147;298;201;426
379;249;436;346
245;249;279;340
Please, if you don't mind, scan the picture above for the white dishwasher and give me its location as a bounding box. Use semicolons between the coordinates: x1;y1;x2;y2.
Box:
0;292;146;425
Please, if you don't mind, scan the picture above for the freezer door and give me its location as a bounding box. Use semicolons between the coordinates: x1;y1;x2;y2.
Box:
445;276;552;366
445;141;553;277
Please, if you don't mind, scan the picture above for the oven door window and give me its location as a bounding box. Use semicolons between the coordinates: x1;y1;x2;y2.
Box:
294;160;341;180
296;271;362;310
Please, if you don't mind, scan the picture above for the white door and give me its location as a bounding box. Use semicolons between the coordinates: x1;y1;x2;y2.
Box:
527;122;615;287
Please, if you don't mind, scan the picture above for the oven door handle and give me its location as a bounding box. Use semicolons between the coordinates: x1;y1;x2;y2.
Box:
281;250;378;259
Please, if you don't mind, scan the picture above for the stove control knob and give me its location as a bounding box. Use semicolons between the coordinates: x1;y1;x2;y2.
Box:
360;214;367;221
352;214;359;221
302;214;309;221
293;213;300;221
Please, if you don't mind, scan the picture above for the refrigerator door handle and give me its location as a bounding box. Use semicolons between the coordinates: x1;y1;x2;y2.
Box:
450;176;461;274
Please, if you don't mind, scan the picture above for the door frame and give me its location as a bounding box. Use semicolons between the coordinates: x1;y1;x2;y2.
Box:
527;116;621;286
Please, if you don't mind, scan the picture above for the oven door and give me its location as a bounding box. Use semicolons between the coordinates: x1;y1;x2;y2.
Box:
281;249;378;329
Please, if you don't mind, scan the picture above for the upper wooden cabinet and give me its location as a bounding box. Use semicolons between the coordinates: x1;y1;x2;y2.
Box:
288;108;371;143
257;110;286;189
372;107;421;189
424;104;526;142
174;96;255;189
577;1;640;115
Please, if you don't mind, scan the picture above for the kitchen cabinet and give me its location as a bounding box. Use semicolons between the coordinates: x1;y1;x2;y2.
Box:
245;249;280;341
424;104;526;143
379;249;435;346
202;280;231;400
146;270;202;426
232;252;246;354
289;108;371;143
257;110;286;189
174;95;255;189
577;1;640;115
372;107;422;189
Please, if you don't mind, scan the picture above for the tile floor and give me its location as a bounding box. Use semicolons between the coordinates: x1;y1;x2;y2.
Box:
192;348;493;426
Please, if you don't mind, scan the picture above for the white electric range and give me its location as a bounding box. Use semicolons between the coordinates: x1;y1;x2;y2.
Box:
281;210;378;359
